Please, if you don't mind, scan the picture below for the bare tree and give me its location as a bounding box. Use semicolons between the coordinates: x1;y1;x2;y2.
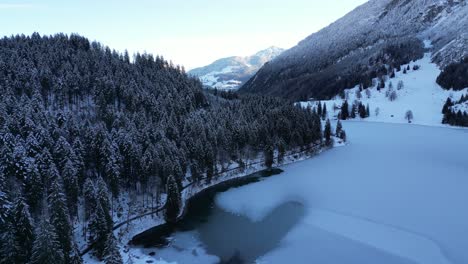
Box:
389;91;398;101
405;110;414;123
365;89;371;98
397;80;404;90
356;89;362;100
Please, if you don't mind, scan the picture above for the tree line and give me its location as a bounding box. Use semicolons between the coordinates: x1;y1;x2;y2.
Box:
442;95;468;127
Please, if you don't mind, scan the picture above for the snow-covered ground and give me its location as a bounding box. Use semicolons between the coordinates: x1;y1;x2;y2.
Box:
215;122;468;264
299;50;468;127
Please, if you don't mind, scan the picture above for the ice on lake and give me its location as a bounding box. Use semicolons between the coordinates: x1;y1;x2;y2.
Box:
216;122;468;264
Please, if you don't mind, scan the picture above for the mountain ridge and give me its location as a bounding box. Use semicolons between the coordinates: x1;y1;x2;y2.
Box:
188;46;284;90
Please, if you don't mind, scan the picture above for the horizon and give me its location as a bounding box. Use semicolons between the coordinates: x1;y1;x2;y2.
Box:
0;0;368;70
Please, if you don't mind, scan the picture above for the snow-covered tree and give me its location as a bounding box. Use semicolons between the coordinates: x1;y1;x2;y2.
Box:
397;80;404;90
324;119;332;146
5;196;35;263
48;177;74;262
103;233;123;264
405;110;414;123
164;175;181;224
29;220;65;264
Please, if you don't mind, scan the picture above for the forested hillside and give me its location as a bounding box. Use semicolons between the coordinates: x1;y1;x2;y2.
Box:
240;0;467;101
0;34;323;263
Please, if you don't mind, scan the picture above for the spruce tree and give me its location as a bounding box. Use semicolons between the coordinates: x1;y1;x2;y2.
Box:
324;119;332;146
88;202;110;259
48;177;73;262
164;175;181;224
341;101;349;120
29;220;65;264
322;103;327;120
442;98;453;114
62;159;79;216
264;144;274;170
10;196;35;263
0;172;10;227
350;104;357;118
23;165;43;214
96;176;113;229
103;233;123;264
317;102;322;117
336;120;343;136
83;178;96;221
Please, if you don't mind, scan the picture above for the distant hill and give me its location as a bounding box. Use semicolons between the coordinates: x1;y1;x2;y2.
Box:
188;46;284;90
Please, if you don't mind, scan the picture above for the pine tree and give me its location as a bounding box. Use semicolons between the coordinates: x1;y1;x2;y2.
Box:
335;120;343;136
317;102;322;117
264;144;274;169
164;175;181;224
340;101;349;120
0;195;35;264
442;97;453;114
405;110;414;123
23;164;43;214
103;233;123;264
104;141;121;197
68;243;83;264
350;104;357;118
83;178;96;221
10;196;35;263
0;172;10;227
29;220;65;264
48;177;73;262
277;140;286;164
366;104;370;117
322;103;327;120
62;159;79;216
358;103;366;118
88;202;110;259
96;176;113;229
324;119;332;146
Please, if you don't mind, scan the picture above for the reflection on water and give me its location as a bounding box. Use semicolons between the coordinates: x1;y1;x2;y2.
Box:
198;201;305;263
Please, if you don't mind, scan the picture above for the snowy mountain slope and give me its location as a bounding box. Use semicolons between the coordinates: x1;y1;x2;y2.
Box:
188;47;284;90
240;0;468;100
299;48;468;126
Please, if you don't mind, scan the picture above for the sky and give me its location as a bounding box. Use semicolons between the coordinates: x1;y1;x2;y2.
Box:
0;0;368;69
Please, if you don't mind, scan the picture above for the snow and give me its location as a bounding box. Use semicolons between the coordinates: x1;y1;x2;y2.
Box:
127;232;219;264
216;122;468;264
299;51;468;127
189;47;284;90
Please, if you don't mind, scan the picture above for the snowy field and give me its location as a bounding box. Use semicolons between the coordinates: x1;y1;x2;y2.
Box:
214;122;468;264
299;49;468;127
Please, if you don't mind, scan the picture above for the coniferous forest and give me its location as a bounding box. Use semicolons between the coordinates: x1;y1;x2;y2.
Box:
0;34;324;263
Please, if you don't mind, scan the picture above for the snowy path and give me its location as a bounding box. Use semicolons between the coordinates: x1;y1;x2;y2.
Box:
216;122;468;264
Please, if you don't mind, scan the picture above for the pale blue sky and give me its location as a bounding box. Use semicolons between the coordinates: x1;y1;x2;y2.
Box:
0;0;367;69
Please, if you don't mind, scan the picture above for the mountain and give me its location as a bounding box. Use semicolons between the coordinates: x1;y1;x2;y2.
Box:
188;46;284;90
240;0;468;101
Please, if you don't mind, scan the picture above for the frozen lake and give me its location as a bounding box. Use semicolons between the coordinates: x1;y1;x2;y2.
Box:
136;122;468;264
